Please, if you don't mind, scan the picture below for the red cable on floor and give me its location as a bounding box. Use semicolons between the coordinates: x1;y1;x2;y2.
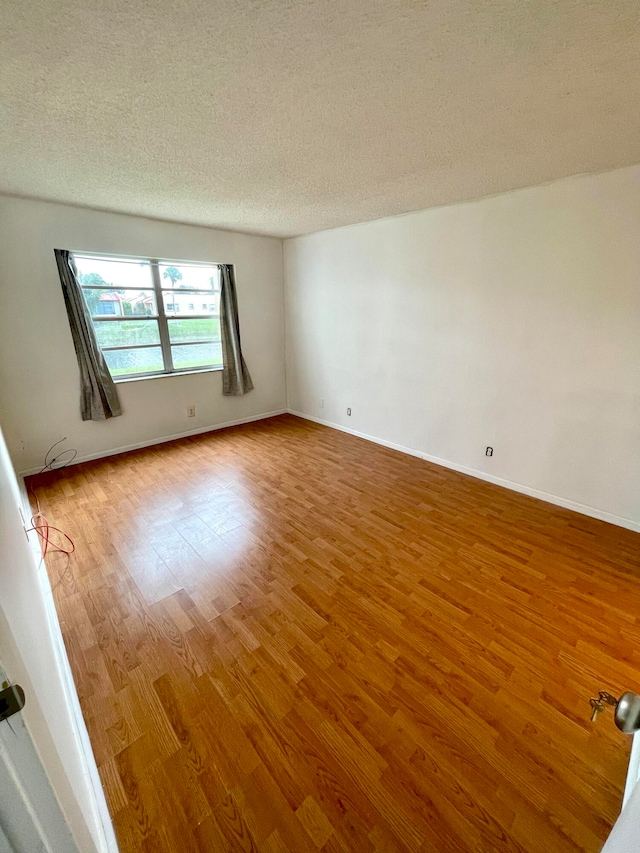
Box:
26;438;77;557
26;488;75;558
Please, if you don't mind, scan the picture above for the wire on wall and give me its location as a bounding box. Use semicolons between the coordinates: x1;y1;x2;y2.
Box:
27;438;77;557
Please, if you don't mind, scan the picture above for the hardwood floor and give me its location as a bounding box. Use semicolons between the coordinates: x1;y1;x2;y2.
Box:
29;414;640;853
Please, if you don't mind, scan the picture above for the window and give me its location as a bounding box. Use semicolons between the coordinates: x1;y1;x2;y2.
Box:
74;254;223;380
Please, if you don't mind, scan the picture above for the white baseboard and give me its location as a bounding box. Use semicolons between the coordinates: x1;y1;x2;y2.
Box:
20;406;639;533
288;410;640;534
19;409;287;477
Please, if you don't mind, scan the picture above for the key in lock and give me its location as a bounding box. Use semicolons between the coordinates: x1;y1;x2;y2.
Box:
589;690;640;734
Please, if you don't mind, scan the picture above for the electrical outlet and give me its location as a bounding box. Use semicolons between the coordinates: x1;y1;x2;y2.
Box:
347;408;352;416
485;446;493;457
187;405;196;417
319;398;324;408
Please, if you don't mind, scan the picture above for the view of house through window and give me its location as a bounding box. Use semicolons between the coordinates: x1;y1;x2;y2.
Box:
74;254;223;379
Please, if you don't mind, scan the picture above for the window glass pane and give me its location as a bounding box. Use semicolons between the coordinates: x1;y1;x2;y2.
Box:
94;320;160;348
104;347;164;377
75;256;152;290
83;289;156;317
159;263;220;292
163;291;219;316
171;343;222;370
168;318;220;343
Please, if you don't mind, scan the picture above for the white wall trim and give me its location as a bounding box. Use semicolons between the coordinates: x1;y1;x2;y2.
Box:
288;410;640;534
20;403;639;533
19;410;287;477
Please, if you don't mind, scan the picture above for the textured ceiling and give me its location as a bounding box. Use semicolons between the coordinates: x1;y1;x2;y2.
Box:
1;0;640;237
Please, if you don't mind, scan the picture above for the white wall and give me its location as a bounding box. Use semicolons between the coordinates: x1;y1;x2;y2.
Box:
285;164;640;529
0;196;286;473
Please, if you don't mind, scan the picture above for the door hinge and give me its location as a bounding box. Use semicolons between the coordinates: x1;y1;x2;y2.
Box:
0;682;26;722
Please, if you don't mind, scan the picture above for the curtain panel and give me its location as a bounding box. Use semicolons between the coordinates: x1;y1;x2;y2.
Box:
219;264;254;396
54;249;122;421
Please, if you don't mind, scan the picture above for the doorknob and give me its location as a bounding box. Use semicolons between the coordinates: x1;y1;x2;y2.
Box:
614;692;640;734
0;681;25;723
590;690;640;734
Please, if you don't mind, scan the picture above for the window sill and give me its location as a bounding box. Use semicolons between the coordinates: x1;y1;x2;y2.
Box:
114;367;223;384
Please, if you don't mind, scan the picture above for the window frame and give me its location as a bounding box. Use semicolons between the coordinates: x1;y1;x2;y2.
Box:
73;253;224;381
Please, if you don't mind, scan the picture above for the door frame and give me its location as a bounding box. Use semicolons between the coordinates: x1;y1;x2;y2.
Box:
16;481;120;853
0;423;118;853
0;662;79;853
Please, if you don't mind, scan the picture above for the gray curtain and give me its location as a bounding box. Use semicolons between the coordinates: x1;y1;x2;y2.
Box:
54;249;122;421
219;264;254;396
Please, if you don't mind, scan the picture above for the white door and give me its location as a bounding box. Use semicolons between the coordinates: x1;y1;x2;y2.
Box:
601;779;640;851
0;661;78;853
600;734;640;852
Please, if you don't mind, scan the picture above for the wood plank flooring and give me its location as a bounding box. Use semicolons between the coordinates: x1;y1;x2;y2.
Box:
29;414;640;852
